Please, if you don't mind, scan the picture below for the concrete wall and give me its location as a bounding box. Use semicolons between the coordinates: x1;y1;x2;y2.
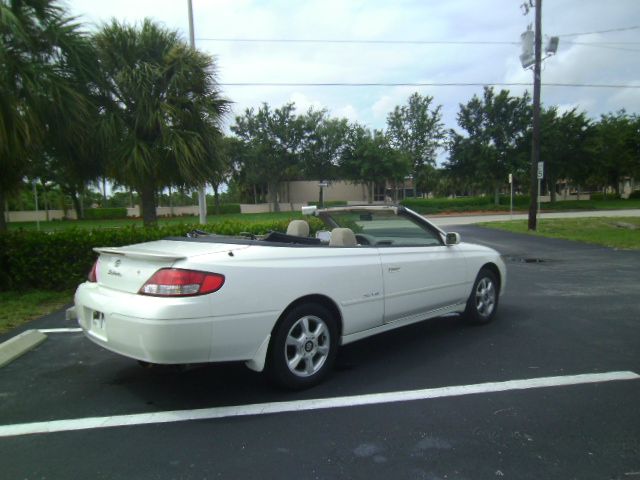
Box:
5;210;77;222
240;203;306;214
284;180;369;204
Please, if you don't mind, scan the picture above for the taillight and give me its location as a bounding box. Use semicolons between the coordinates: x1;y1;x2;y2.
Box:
88;260;98;282
139;268;225;297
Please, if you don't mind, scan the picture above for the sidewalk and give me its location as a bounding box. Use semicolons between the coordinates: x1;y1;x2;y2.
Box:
428;209;640;227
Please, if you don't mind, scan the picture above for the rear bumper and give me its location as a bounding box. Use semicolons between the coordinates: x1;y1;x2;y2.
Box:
74;282;277;365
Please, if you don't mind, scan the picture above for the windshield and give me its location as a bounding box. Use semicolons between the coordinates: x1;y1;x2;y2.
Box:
321;209;443;247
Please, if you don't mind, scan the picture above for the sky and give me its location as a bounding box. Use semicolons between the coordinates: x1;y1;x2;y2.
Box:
63;0;639;136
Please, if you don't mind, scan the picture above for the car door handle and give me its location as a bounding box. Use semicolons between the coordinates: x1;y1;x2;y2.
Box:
388;267;401;273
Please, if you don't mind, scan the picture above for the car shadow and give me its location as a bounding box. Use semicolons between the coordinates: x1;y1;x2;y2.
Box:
108;310;515;411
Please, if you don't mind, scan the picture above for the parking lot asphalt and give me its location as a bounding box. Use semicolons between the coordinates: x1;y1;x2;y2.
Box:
1;225;639;479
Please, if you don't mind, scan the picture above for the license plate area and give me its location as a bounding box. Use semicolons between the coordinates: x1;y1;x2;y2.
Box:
89;309;107;340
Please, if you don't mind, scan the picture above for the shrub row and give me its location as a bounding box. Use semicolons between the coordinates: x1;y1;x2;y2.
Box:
307;200;348;207
83;207;128;220
207;203;241;214
0;217;323;292
590;192;621;201
401;196;524;214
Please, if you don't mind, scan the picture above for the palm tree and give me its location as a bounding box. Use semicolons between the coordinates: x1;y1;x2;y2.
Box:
94;19;230;227
0;0;95;231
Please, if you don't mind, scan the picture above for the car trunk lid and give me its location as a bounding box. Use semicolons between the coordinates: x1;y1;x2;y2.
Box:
93;239;244;294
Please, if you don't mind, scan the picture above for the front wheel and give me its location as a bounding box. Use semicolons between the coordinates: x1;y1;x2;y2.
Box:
464;268;499;324
268;303;338;389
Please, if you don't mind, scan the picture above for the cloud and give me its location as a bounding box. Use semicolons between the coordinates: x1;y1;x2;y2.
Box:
65;0;639;133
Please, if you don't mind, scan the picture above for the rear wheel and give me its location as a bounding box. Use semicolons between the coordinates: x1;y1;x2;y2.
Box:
464;268;499;324
268;303;338;389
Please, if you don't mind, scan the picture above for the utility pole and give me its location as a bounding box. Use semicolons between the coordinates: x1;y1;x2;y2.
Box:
527;0;542;230
188;0;208;225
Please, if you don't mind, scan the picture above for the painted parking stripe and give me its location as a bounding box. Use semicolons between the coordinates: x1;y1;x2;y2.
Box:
38;328;83;333
0;371;637;438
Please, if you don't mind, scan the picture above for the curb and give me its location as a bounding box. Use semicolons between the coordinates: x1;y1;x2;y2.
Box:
0;330;47;368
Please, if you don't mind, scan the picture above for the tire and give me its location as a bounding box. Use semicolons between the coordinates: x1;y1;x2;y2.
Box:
268;303;338;390
464;268;499;324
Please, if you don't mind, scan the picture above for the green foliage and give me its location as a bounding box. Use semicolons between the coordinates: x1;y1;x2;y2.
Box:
446;87;531;202
482;217;640;250
94;19;230;226
83;208;128;220
0;0;97;230
0;289;72;334
402;196;499;214
207;203;241;214
386;92;445;192
0;217;324;291
590;192;621;201
340;126;411;200
231;103;304;211
628;191;640;200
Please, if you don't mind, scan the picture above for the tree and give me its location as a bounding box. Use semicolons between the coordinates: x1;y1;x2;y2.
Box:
231;103;303;211
209;136;236;214
447;87;531;204
94;19;229;226
386;93;445;196
299;109;350;204
340;125;410;203
0;0;97;230
591;111;639;195
536;107;595;201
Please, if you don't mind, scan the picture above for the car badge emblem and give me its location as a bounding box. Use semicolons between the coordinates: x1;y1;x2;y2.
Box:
114;259;121;267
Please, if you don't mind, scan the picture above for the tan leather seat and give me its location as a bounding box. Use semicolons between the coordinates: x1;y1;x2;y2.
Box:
329;228;357;247
286;220;310;237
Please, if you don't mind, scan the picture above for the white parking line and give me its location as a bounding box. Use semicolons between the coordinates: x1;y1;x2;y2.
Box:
37;328;83;333
0;370;637;438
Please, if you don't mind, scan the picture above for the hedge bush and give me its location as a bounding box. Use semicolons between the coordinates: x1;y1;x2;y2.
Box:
0;217;323;292
590;192;621;201
307;200;348;207
83;207;128;220
401;196;527;214
207;203;241;214
629;190;640;200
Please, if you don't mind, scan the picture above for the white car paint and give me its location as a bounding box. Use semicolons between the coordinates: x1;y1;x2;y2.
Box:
73;206;506;373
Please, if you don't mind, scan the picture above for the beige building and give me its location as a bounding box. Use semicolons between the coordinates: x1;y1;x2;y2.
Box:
278;179;419;205
281;180;369;204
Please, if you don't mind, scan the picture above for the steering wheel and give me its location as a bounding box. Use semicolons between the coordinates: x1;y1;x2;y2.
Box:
355;234;376;245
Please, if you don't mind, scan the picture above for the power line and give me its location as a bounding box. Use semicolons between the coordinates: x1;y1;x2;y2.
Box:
197;37;640;52
566;42;640;52
219;82;640;89
197;25;640;46
196;37;519;45
557;25;640;37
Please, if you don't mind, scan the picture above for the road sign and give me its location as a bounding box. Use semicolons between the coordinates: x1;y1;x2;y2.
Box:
508;173;513;184
537;161;544;179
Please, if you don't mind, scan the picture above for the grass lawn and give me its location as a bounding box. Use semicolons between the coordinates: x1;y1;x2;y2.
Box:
0;290;73;335
7;210;307;232
482;217;640;250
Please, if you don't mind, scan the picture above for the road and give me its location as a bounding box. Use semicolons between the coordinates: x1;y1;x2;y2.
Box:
1;225;639;479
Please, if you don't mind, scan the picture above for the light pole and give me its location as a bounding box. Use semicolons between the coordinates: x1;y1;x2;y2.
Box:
187;0;208;225
526;0;542;231
520;0;557;230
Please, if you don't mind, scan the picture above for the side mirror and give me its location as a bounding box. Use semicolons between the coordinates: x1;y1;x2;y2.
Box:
445;232;461;246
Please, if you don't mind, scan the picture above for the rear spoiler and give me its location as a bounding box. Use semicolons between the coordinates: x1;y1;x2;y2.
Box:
93;247;187;262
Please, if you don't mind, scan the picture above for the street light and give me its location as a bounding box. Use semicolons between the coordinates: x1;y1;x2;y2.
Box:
520;0;558;231
187;0;207;225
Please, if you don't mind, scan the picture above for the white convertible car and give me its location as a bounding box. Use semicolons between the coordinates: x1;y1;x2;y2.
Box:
70;205;505;389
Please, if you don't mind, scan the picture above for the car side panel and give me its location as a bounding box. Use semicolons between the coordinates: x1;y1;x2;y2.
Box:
378;245;468;323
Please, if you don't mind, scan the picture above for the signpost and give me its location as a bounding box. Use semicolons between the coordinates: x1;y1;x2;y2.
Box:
509;173;514;219
537;161;544;223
